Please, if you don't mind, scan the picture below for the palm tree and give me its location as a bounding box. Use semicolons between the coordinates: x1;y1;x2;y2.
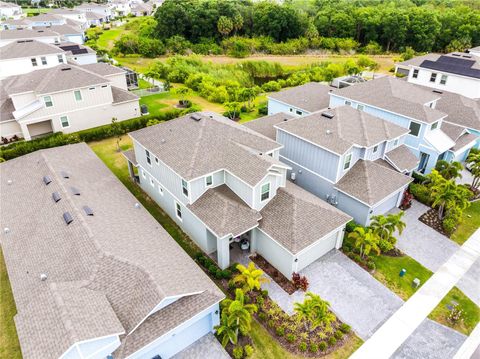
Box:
467;152;480;189
348;227;381;258
294;292;336;332
435;160;463;180
233;262;269;293
387;211;406;235
215;313;238;347
370;211;406;251
221;289;257;336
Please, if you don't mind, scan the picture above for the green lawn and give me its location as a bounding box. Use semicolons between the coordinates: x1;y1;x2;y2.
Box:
0;249;21;359
451;201;480;245
24;7;51;14
97;26;131;51
369;253;479;335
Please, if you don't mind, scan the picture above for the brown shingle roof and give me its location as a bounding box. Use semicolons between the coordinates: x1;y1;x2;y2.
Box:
0;39;63;60
275;106;409;155
0;143;223;359
243;112;294;140
268;82;332;113
81;62;126;76
333;76;446;124
112;86;138;104
0;28;58;40
385;145;419;172
335;160;412;206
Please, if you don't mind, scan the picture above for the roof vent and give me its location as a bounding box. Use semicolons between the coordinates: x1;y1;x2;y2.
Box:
61;67;72;71
190;114;202;121
326;129;332;135
134;202;141;209
432;90;443;94
61;171;69;178
40;273;48;281
452;53;461;57
52;191;61;203
70;187;80;195
161;138;166;144
63;212;73;225
43;175;52;185
83;205;94;216
7;179;12;185
4;227;10;234
321;111;335;119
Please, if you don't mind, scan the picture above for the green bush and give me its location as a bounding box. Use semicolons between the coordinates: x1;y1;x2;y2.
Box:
299;342;307;352
256;296;264;307
215;270;223;280
318;341;327;351
244;344;254;357
412;171;428;184
232;346;244;359
276;326;285;337
258;312;267;321
267;319;275;328
340;323;351;333
261;289;269;297
309;343;318;353
409;183;433;206
258;105;268;116
286;333;296;343
328;336;337;346
345;220;358;233
221;269;232;279
334;330;344;340
442;216;458;235
261;81;281;92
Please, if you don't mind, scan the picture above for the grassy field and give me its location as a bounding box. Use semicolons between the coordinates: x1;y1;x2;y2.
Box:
450;201;480;245
0;250;21;359
23;7;51;14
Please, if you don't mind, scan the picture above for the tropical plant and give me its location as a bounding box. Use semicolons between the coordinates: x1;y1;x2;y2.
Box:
215;312;238;347
429;170;471;219
233;262;269;293
435;160;463;180
294;292;336;332
292;272;309;291
467;151;480;189
348;226;381;258
221;288;258;336
370;211;406;252
217;16;234;37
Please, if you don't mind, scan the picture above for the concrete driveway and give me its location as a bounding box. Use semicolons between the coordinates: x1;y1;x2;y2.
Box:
389;200;480;306
172;333;230;359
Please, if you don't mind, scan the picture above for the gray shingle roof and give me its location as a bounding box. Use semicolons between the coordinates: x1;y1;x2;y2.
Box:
129;112;283;186
335;160;412;206
187;185;262;238
385;145;419;172
0;39;63;60
275;105;409;155
333;76;446;123
433;89;480;131
268;82;332;113
259;182;351;254
112;86;139;104
81;62;126;76
0;143;223;359
451;132;478;152
243;112;294;140
0;28;58;40
397;52;480;70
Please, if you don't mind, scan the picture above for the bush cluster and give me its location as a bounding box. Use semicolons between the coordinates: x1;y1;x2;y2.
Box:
194;252;232;280
409;183;433;206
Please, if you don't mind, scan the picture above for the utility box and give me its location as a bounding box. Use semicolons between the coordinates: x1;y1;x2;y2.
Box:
399;268;407;277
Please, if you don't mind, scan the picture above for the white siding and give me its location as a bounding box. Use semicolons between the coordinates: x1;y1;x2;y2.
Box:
252;173;281;211
190;170;225;203
224;171;253;208
296;230;341;272
0;53;65;79
268;98;309;117
254;228;294;278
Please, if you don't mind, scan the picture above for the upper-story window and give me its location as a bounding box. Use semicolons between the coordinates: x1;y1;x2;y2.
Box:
296;110;302;115
41;57;47;65
373;145;378;153
430;73;437;82
289;108;293;112
74;90;82;101
31;58;37;67
145;149;151;165
60;115;69;128
357;104;364;111
261;183;270;201
182;179;189;197
440;75;448;85
431;121;438;130
58;54;64;63
394;138;398;146
175;201;182;220
155;156;159;165
409;121;421;137
412;69;419;79
205;175;213;187
343;153;352;170
344;100;351;106
44;96;53;108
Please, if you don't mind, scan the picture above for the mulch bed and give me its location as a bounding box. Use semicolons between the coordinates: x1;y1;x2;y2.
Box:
250;253;296;294
419;208;449;237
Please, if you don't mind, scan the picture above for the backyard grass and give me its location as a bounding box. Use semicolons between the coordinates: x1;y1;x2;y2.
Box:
23;7;51;14
450;201;480;245
0;249;21;359
97;26;131;51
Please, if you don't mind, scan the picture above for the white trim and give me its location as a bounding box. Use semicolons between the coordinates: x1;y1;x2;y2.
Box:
451;138;478;157
58;333;124;359
43;95;54;108
260;181;271;202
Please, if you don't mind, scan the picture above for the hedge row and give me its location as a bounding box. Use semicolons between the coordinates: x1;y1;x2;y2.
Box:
0;110;185;161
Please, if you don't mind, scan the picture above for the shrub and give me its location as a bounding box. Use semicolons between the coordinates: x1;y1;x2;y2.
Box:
215;270;223;280
334;330;344;340
292;273;309;291
309;343;318;353
244;344;254;357
442;216;458;235
258;312;267;322
286;333;296;343
345;220;358;233
268;319;275;328
328;336;337;346
256;296;264;307
340;323;351;333
318;341;327;351
261;289;269;297
298;342;307;352
409;183;433;206
261;81;281;92
366;261;376;271
412;171;428;184
232;346;244;359
276;326;285;337
221;269;232;279
258;105;268;116
208;265;217;275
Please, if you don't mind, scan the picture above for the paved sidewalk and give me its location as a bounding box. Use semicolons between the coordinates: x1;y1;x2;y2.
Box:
350;229;480;359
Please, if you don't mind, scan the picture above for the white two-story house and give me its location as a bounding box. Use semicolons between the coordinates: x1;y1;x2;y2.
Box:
246;106;416;226
0;0;23;20
396;52;480;99
124;112;351;278
0;63;139;140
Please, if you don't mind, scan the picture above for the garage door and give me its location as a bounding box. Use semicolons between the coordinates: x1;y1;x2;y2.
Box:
296;231;338;272
372;191;401;217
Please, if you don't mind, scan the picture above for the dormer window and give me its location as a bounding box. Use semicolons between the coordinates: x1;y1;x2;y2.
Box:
343;153;352;170
440;75;448;85
31;58;37;66
373;145;378;153
145;149;151;165
431;122;438;130
41;57;47;65
182;179;188;197
430;73;437;83
412;69;419;79
44;96;53;108
261;183;270;202
205;175;213;187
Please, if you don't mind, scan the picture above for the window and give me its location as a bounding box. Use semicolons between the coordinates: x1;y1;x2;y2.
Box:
206;175;213;187
182;179;188;197
431;121;438;130
41;57;47;65
101;85;108;88
155;156;159;165
158;185;164;196
60;116;69;128
289;108;293;112
373;145;378;153
74;90;82;101
261;183;270;201
31;58;37;66
150;177;154;187
394;139;398;146
89;87;95;90
409;121;421;137
145;149;151;165
295;110;302;115
344;100;351;106
57;54;64;63
357;104;364;111
141;170;146;179
440;74;448;85
343;153;352;170
412;69;419;79
44;96;53;107
430;73;437;82
175;201;182;220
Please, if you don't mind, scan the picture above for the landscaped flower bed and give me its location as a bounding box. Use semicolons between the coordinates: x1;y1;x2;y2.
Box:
419;208;449;236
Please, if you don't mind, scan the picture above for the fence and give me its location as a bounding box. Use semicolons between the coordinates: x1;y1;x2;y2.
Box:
131;86;165;97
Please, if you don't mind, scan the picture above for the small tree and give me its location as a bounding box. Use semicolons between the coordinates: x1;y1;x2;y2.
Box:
238;87;258;109
294;292;336;332
467;151;480;189
110;117;122;152
175;87;190;105
348;227;380;258
224;101;241;120
215;313;238;347
435;160;463;180
221;289;257;337
370;211;406;252
233;262;269;293
429;170;471;219
217;16;234;37
232;13;244;35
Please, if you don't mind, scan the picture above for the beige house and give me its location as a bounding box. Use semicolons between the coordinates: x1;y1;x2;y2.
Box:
0;63;139;140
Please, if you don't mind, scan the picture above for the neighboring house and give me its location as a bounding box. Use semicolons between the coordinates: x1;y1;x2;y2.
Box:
43;23;85;44
75;2;113;22
27;13;66;27
85;11;106;26
0;143;224;359
49;8;88;25
0;28;61;47
395;52;480;99
110;0;132;17
267;82;332;116
57;41;97;65
329;76;478;174
0;63;139;140
1;17;30;29
131;1;153;16
124;112;351;278
0;0;23;20
470;46;480;58
1;13;87;31
246;107;415;225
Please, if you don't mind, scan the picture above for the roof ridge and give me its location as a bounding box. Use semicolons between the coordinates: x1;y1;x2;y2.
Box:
362;160;375;204
359;110;370;145
186;115;207;178
291;196;299;253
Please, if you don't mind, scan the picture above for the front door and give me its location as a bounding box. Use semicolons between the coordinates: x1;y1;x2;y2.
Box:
418;152;430;173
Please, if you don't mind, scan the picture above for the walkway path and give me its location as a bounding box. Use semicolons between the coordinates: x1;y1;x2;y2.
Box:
350;229;480;359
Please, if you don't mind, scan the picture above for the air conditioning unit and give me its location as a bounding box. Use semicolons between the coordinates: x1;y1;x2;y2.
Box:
290;172;296;181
